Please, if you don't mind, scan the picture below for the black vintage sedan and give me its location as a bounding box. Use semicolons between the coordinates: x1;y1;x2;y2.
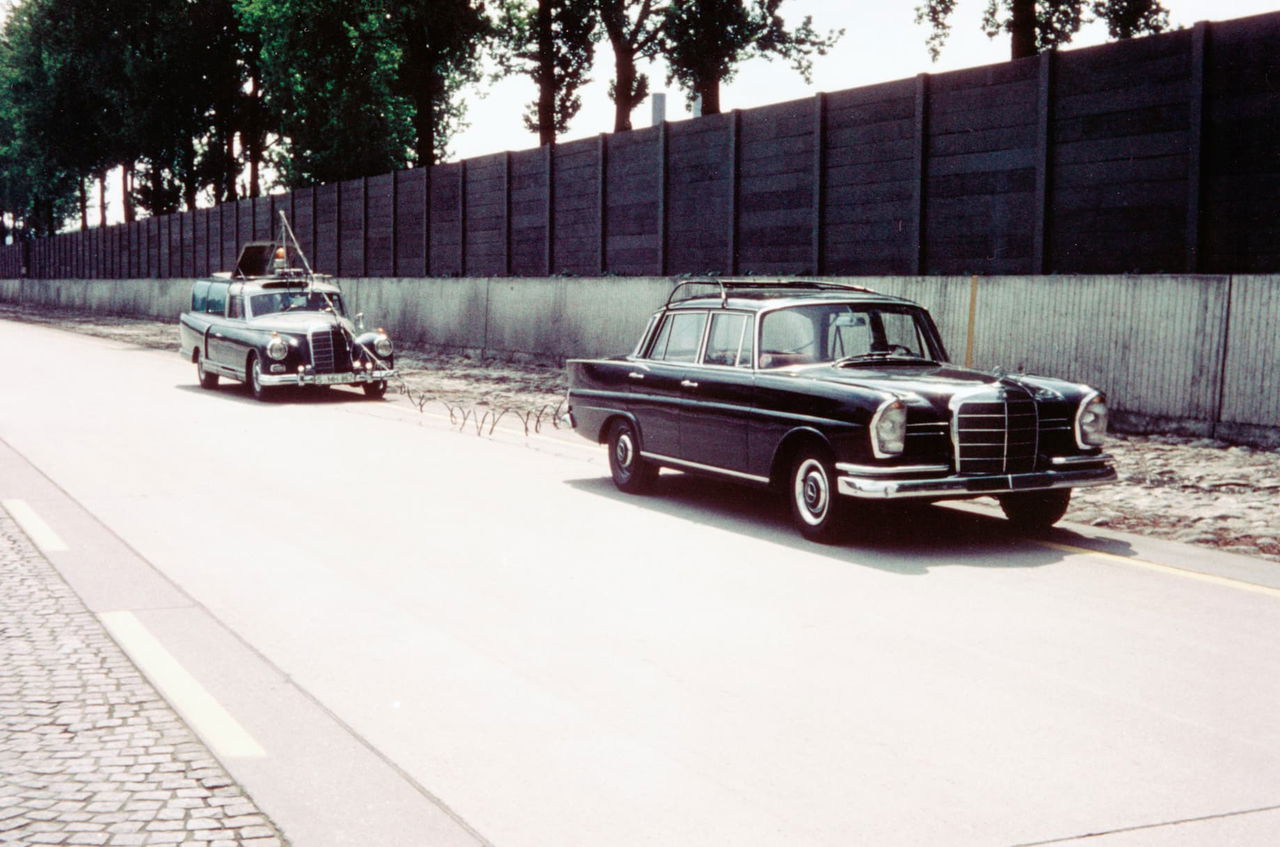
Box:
178;242;396;401
566;279;1116;542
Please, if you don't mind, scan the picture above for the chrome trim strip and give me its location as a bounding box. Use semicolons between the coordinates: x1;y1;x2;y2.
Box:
836;462;951;476
258;368;396;387
836;464;1117;500
641;452;771;484
1050;452;1113;466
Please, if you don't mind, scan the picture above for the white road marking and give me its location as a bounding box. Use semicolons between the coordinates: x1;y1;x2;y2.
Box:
2;498;69;552
99;610;266;760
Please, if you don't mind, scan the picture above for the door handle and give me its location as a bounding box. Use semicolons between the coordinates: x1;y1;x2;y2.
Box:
681;379;699;389
628;372;646;380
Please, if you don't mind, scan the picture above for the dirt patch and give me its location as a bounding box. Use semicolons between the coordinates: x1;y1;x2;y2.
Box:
3;303;1276;563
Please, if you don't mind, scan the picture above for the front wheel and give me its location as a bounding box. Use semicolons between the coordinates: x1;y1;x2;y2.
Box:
789;449;847;543
247;353;273;402
998;489;1071;532
363;380;388;399
195;351;218;389
607;419;657;494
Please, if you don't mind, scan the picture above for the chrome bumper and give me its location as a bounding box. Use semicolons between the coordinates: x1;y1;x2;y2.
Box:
259;368;397;387
836;456;1116;500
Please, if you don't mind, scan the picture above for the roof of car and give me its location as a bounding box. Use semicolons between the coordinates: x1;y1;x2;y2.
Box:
664;279;919;312
208;271;341;293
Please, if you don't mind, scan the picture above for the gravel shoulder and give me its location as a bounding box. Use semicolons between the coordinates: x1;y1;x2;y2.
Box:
4;304;1276;564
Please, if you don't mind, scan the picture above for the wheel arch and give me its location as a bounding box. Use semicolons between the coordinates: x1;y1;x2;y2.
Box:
769;427;836;488
596;411;642;446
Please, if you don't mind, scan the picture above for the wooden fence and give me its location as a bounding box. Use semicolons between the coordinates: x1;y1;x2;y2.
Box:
2;10;1278;280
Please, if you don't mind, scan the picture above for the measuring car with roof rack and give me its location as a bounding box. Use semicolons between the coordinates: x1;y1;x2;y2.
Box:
178;213;396;401
566;278;1115;542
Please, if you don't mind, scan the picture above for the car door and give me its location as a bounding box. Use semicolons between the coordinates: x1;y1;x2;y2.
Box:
203;282;238;370
627;309;707;460
679;311;756;475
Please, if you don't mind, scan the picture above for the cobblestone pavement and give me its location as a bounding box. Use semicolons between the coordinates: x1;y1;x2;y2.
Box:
0;513;289;846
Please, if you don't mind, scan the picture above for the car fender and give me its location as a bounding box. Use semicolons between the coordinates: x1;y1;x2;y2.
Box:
768;426;839;487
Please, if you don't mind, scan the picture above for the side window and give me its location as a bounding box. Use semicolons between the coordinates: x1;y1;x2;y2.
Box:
703;313;753;368
191;280;210;313
227;294;244;319
205;283;228;315
646;312;707;363
759;308;818;367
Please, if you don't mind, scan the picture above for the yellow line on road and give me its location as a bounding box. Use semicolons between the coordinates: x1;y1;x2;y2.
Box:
99;611;266;760
3;498;69;552
1042;541;1280;599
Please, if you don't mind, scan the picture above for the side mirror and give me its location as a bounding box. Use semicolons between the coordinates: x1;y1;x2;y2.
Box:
355;312;365;331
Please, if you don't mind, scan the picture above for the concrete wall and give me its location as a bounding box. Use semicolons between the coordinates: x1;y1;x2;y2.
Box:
2;274;1277;446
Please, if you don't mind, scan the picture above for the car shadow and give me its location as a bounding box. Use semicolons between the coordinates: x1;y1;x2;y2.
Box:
566;472;1135;576
174;383;381;405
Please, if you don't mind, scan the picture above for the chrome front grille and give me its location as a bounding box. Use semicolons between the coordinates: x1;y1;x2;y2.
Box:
954;388;1039;474
308;328;351;373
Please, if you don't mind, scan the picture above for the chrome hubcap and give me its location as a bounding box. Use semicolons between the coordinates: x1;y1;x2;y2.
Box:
795;458;829;525
615;432;635;472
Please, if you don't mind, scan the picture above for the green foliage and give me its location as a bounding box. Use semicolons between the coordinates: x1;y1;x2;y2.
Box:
237;0;415;186
387;0;491;164
658;0;841;115
916;0;1170;61
496;0;599;145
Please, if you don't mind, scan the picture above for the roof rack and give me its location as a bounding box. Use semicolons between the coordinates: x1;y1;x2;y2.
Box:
665;277;881;307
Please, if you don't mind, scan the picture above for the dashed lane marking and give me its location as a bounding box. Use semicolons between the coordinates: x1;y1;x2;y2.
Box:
2;498;69;552
99;611;267;760
1042;541;1280;600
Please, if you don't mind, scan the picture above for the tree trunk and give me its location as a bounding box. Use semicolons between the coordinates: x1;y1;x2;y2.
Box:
97;170;108;228
536;0;556;145
245;76;263;197
122;164;136;224
1010;0;1037;59
79;180;89;230
697;77;721;116
182;143;198;211
611;40;638;132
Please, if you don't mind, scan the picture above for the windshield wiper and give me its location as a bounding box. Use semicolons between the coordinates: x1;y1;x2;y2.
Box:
833;352;935;367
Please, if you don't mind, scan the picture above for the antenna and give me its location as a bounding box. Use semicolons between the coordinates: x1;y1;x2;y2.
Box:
276;210;315;278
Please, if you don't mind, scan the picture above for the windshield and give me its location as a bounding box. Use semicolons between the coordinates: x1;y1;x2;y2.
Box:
758;303;939;369
249;290;344;318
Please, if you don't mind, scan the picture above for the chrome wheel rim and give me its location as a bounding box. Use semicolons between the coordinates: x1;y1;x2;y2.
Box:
614;430;636;474
250;359;262;393
794;458;830;526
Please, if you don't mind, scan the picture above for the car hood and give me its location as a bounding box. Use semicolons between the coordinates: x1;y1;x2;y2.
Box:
788;362;1089;414
248;311;354;334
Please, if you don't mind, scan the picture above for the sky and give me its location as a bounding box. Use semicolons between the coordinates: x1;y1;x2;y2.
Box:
450;0;1280;161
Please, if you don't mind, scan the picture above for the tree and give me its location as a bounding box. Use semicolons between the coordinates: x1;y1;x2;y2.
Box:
388;0;491;164
496;0;599;146
658;0;841;116
916;0;1170;61
598;0;665;132
237;0;415;186
0;0;100;232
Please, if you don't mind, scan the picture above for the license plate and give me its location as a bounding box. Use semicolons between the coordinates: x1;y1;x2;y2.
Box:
314;372;355;385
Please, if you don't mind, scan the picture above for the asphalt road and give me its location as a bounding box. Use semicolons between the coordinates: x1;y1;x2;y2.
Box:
4;317;1280;847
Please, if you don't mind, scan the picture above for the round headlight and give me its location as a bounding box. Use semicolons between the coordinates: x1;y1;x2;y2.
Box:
871;400;907;458
266;334;288;361
373;334;393;357
1077;394;1109;448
